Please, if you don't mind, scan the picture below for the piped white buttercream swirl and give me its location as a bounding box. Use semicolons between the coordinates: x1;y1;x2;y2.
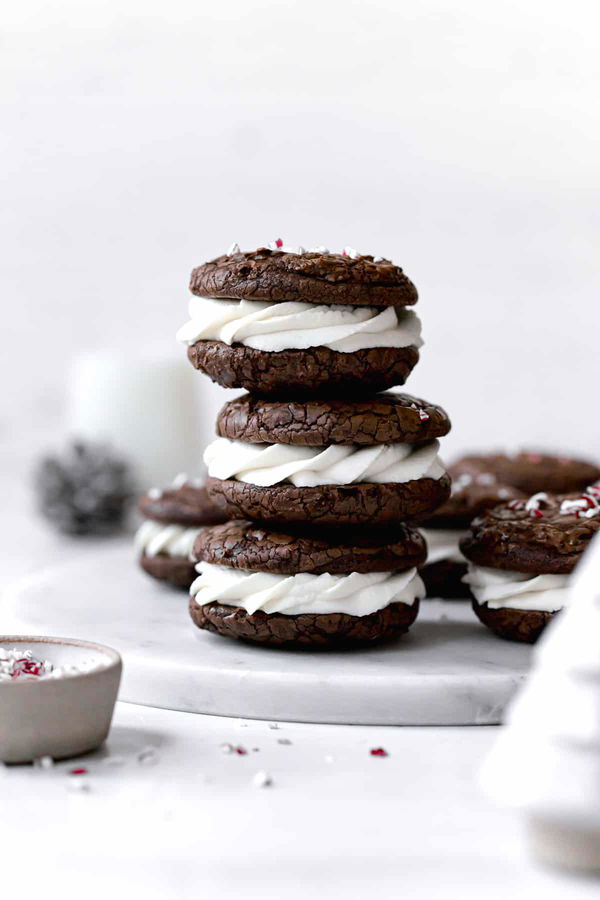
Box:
190;562;424;616
421;528;468;565
176;297;423;354
463;564;571;612
135;520;202;559
204;438;445;487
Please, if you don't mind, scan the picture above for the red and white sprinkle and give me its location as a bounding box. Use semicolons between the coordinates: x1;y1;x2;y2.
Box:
370;747;388;757
0;648;105;682
525;492;550;517
560;483;600;519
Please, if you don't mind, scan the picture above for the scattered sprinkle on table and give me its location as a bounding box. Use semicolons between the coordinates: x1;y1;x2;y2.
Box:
252;770;273;788
277;738;292;746
370;747;388;757
137;747;158;765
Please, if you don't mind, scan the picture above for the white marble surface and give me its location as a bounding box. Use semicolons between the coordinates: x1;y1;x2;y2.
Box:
4;545;532;724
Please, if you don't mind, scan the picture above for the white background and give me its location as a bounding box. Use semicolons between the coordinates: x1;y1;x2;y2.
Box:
2;0;600;463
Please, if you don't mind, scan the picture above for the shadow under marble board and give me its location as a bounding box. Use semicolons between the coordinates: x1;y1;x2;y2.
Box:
3;545;532;725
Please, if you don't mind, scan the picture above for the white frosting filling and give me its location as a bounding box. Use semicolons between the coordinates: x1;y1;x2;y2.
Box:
420;528;468;565
190;562;424;616
464;564;571;612
135;520;202;559
176;297;423;354
204;438;445;487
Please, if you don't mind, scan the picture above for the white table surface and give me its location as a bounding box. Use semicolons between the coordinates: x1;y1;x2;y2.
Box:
1;437;597;899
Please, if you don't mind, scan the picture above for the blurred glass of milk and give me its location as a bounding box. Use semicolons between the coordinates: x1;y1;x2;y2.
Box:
66;349;202;490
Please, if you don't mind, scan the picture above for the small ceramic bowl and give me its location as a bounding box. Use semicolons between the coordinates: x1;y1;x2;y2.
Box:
0;636;122;764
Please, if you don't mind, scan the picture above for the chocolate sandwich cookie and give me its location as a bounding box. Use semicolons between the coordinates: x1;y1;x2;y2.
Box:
420;462;524;599
189;519;426;647
419;448;600;598
460;485;600;642
177;245;422;395
135;479;229;588
203;392;451;527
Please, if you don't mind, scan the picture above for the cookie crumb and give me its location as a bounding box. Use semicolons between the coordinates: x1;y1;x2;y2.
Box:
252;770;273;788
137;747;158;766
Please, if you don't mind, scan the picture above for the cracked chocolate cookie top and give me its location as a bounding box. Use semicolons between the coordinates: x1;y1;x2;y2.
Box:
216;392;451;447
189;248;418;307
454;451;600;496
460;488;600;574
138;484;229;527
193;519;426;575
422;461;525;529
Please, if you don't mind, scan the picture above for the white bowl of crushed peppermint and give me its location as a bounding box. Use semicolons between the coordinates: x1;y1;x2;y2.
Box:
0;636;122;764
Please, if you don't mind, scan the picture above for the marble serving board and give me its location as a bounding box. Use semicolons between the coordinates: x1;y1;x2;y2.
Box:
2;546;532;725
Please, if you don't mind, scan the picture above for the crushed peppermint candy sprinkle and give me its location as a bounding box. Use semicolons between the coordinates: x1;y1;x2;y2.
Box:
507;499;526;510
560;484;600;519
147;487;163;500
252;770;273;788
370;747;388;757
525;492;550;517
408;401;429;421
0;648;108;682
171;472;189;489
226;242;241;256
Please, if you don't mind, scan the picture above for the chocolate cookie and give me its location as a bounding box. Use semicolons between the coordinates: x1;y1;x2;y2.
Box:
186;342;419;395
138;483;227;526
471;603;554;644
189;599;419;648
135;481;229;589
216;393;450;447
454;451;600;497
193;519;427;574
189;520;425;647
189;247;418;307
179;246;422;395
461;485;600;642
460;490;600;574
420;559;469;600
206;475;451;528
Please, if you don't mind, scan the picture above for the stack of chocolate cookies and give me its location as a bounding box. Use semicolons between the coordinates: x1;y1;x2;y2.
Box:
177;244;452;647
